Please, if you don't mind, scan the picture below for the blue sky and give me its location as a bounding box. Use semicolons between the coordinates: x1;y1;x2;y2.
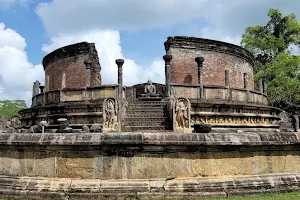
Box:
0;0;210;66
0;0;299;105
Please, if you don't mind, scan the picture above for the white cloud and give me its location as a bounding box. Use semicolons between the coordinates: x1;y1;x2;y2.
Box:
0;22;44;106
0;0;29;8
41;29;165;86
36;0;210;36
36;0;300;40
37;0;300;91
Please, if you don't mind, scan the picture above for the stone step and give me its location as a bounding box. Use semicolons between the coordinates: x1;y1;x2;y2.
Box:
126;114;166;118
128;102;167;105
124;121;169;126
128;101;167;105
127;106;166;109
126;109;166;114
123;125;169;131
127;105;167;109
126;110;166;114
130;100;167;103
124;117;167;122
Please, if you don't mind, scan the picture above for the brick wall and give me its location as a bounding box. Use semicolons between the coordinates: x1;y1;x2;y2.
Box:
165;37;255;90
43;42;101;92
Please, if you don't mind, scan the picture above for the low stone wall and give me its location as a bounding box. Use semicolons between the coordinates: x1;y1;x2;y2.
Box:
172;84;268;105
19;102;104;127
31;85;118;107
0;132;300;179
0;132;300;199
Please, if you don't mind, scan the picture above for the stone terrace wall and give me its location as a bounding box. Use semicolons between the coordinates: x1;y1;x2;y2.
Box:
165;36;255;90
0;132;300;179
43;42;101;92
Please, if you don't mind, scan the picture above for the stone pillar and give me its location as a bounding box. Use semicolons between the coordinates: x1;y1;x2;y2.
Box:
163;55;172;97
258;78;263;93
195;57;204;99
293;115;299;132
263;79;267;94
116;59;125;98
61;72;66;89
32;81;40;97
84;60;92;87
243;73;248;89
39;86;45;93
46;75;50;92
225;70;229;87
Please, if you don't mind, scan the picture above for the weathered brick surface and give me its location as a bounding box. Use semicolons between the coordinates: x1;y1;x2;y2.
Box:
165;37;255;90
43;42;101;91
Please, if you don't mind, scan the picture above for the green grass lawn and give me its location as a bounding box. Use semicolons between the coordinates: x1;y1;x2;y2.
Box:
156;192;300;200
208;192;300;200
2;192;300;200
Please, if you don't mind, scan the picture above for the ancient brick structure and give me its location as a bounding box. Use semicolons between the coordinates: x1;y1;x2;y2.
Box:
2;36;300;199
43;42;101;91
164;36;254;89
18;36;284;133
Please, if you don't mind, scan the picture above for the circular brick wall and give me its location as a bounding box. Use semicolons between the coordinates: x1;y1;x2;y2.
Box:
164;37;255;90
42;42;101;92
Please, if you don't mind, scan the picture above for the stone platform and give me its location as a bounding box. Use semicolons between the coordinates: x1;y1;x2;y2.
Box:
0;131;300;199
1;173;300;200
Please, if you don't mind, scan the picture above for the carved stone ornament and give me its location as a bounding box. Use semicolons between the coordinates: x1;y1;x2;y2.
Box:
173;97;191;132
103;98;119;132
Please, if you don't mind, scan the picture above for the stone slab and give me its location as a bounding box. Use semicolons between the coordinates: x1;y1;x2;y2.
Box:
0;131;299;146
0;173;300;199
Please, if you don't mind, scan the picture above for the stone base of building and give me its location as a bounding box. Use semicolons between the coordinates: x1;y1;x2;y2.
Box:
0;131;300;199
0;173;300;199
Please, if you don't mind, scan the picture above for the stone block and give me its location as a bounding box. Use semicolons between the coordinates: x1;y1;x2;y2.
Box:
56;155;94;179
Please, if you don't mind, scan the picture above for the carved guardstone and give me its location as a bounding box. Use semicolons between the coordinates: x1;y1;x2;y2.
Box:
103;98;120;132
173;98;192;133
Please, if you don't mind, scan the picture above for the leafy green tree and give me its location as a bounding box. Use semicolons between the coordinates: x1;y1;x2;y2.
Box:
241;8;300;113
0;100;27;119
255;52;300;113
242;8;300;67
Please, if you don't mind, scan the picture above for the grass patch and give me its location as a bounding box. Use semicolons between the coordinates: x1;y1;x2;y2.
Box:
154;192;300;200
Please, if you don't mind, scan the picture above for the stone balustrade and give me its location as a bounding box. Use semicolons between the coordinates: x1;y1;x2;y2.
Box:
172;84;268;105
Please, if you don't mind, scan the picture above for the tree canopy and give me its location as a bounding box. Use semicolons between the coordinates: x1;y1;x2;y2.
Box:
0;100;27;119
242;8;300;66
241;8;300;113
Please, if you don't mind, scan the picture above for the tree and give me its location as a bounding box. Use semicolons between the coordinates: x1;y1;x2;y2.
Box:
0;100;27;119
241;8;300;113
255;52;300;113
241;8;300;67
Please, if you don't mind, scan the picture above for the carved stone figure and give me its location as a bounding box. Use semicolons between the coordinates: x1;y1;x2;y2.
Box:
103;98;119;131
82;125;90;133
145;80;156;95
174;98;190;130
90;124;102;132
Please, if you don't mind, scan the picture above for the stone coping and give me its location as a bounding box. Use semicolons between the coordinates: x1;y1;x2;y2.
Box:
0;132;299;146
172;83;267;96
0;173;300;199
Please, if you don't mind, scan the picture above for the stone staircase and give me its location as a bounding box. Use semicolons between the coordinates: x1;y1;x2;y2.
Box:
123;101;171;131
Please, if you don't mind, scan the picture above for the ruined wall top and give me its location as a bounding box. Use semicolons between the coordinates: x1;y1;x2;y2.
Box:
42;42;102;91
42;42;99;69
